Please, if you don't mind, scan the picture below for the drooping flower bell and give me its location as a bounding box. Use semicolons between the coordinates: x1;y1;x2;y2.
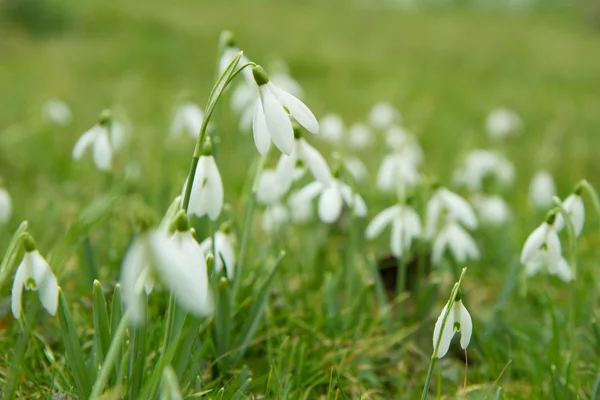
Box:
251;65;319;155
72;110;114;171
425;186;478;240
42;98;72;126
528;170;557;210
472;194;511;226
431;217;480;266
365;201;422;258
452;149;515;192
186;137;224;221
485;107;522;139
432;290;473;358
554;186;585;236
11;235;59;319
199;227;236;280
170;101;205;139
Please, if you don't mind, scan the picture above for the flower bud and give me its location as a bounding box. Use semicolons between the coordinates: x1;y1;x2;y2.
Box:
23;234;36;252
252;66;269;86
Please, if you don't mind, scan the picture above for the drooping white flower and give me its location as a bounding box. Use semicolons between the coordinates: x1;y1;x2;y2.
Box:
472;194;511;226
42;98;72;126
348;123;373;149
377;153;421;194
170;102;204;139
186;141;224;221
121;229;213;326
344;156;369;183
426;187;478;239
11;236;59;319
365;204;422;258
384;126;424;164
554;193;585;236
319;114;345;144
251;66;319;155
520;219;572;282
73;113;113;171
0;187;12;225
431;218;480;266
199;231;236;279
452;149;515;192
432;297;472;358
529;170;556;210
485;107;522;139
369;102;400;129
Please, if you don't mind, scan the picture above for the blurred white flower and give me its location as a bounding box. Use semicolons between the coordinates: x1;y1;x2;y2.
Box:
431;218;480;266
275;136;332;193
42;98;72;126
219;42;253;84
0;187;12;224
433;297;472;358
319;114;345;144
199;231;236;279
262;203;290;235
257;169;286;205
377;154;421;194
11;237;59;319
554;193;585;236
121;229;212;326
485;107;522;139
288;190;314;223
426;187;478;240
344;156;369;183
520;218;571;282
384;126;424;164
170;102;204;139
452;149;515;192
186;150;224;221
528;170;556;210
270;72;304;99
73;118;113;171
365;204;422;258
369;102;400;129
348;123;373;149
251;66;319;155
473;194;511;226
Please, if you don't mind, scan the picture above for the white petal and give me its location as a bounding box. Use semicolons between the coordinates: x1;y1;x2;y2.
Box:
274;146;298;195
353;194;368;217
188;156;224;221
376;155;397;193
0;188;12;224
261;86;294;155
215;232;236;279
440;189;478;230
252;98;272;155
11;256;31;319
447;224;480;263
268;83;319;134
529;170;556;209
298;139;332;184
110;121;128;151
425;195;443;239
318;186;343;223
549;257;573;282
120;239;149;326
457;301;473;350
433;304;456;358
92;129;113;171
257;169;285;205
555;195;585;236
365;205;400;240
545;225;562;260
30;251;59;316
520;223;548;264
290;181;324;204
72;127;98;160
390;218;403;257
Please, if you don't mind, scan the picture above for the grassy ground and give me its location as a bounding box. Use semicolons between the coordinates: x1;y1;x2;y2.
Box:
1;0;600;398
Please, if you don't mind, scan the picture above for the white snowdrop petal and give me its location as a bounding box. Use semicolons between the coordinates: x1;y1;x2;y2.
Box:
72;127;98;160
204;157;224;221
549;257;573;282
268;83;319;134
365;205;400;240
274;148;298;195
257;169;284;205
520;224;548;264
545;226;562;259
215;232;236;279
31;251;59;316
298;139;332;184
390;218;403;258
376;155;397;193
353;194;368;217
344;157;369;182
433;305;456;359
529;170;556;209
318;186;343;223
457;301;473;350
92;130;113;171
11;257;29;319
291;181;324;204
110;121;128;151
425;196;443;240
120;240;149;326
441;189;478;230
261;86;295;155
431;233;446;266
252;98;272;155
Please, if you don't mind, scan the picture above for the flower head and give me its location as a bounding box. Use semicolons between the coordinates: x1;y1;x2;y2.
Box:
186;139;224;221
485;107;522;139
554;193;585;236
369;102;400;129
377;153;421;194
432;295;472;358
365;204;422;258
431;218;480;266
529;170;556;210
472;194;511;226
319;114;345;144
170;102;204;139
11;235;59;319
425;187;478;240
73;111;114;171
42;98;72;126
199;230;236;279
452;149;515;192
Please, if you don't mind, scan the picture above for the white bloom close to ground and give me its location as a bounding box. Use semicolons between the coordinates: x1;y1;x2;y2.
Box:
187;149;224;221
365;204;422;258
520;220;572;282
11;238;59;319
0;187;12;224
529;170;556;210
377;153;421;193
473;194;512;226
369;102;400;129
452;149;515;192
199;231;236;279
431;218;480;266
426;187;478;239
384;126;424;164
121;229;213;326
554;193;585;236
73;120;113;171
42;98;72;126
275;135;332;193
251;66;319;155
348;123;373;149
432;298;473;358
170;102;204;139
319;114;345;143
485;107;522;139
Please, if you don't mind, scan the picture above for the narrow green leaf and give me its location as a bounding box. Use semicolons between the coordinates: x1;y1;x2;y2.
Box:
128;325;146;400
493;387;503;400
110;284;123;383
232;378;253;400
57;289;92;398
214;276;232;361
0;220;28;291
92;280;112;381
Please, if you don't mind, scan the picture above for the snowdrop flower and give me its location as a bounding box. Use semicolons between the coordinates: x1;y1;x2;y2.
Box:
433;293;472;358
121;227;212;326
431;218;480;266
0;185;11;224
72;110;114;171
11;235;59;319
554;191;585;236
369;102;400;129
520;214;572;281
319;114;345;144
365;203;422;258
257;169;287;205
485;107;522;139
473;194;511;226
344;156;369;183
170;102;204;139
42;98;72;126
186;138;224;221
288;191;314;223
218;31;253;84
377;153;421;194
384;126;424;164
452;149;515;192
199;230;236;279
426;187;478;240
262;203;291;235
251;66;319;155
529;170;556;210
348;123;373;149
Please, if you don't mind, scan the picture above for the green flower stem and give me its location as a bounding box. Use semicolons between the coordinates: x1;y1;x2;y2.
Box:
580;179;600;227
421;267;468;400
89;311;130;400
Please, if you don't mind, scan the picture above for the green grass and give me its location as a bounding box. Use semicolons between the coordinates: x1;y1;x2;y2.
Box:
1;0;600;398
